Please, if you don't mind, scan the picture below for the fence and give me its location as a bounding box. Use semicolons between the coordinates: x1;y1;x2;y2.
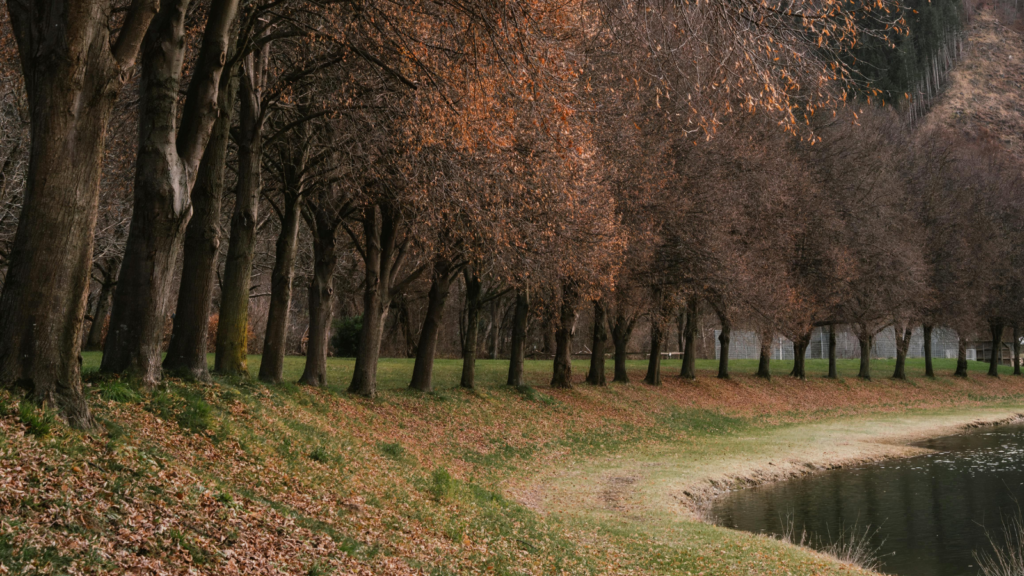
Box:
712;326;962;361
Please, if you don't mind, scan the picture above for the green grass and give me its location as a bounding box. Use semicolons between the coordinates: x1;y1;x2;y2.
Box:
46;351;1024;575
78;352;1014;390
17;400;54;438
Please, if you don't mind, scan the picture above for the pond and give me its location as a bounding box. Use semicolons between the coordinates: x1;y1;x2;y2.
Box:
711;422;1024;576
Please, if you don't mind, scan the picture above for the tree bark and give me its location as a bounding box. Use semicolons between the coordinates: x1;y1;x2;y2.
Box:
258;192;304;383
677;310;686;353
923;324;934;378
541;314;556;357
349;203;407;397
644;327;663;386
85;258;121;351
756;332;771;379
893;325;912;380
460;269;482;389
586;299;608;386
790;330;811;379
550;284;577;389
644;288;665;385
1014;325;1021;376
828;324;838;379
163;72;237;380
955;334;969;377
488;299;502;360
102;0;238;386
858;330;873;380
680;298;698;380
611;311;635;383
507;289;530;388
716;312;731;380
989;321;1004;377
0;0;157;429
410;259;456;393
215;50;266;376
299;205;340;387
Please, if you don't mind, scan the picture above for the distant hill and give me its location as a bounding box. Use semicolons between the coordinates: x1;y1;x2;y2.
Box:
922;8;1024;159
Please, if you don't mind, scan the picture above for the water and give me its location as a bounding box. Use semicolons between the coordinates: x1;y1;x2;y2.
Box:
711;423;1024;576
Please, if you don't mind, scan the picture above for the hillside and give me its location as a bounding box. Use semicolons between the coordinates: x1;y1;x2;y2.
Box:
3;356;1024;575
922;7;1024;158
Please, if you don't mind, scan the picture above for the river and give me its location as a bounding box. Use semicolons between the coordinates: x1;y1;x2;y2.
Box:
712;422;1024;575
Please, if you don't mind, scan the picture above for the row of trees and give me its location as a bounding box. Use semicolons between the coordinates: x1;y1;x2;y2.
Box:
3;0;1016;430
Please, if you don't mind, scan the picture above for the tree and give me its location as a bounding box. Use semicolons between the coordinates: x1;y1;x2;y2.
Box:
215;40;270;376
162;72;239;380
299;185;353;386
259;111;334;383
585;298;610;386
101;0;240;386
0;0;157;427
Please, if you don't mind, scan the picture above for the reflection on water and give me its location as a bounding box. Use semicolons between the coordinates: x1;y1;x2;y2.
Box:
711;423;1024;576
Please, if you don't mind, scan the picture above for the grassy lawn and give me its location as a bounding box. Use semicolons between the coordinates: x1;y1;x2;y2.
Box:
79;352;1019;389
2;352;1020;575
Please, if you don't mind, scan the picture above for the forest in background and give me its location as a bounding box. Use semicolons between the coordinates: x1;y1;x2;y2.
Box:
0;0;1023;428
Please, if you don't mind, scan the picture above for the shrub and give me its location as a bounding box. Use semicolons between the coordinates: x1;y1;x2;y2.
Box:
331;316;362;357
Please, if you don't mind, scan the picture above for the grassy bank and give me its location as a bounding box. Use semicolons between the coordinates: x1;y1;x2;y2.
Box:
1;353;1023;575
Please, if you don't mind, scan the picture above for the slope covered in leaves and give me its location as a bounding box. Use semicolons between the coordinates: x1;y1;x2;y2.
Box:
2;356;1024;575
922;7;1024;158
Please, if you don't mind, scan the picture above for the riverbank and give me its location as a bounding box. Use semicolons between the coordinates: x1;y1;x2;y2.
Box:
517;401;1024;525
2;354;1023;575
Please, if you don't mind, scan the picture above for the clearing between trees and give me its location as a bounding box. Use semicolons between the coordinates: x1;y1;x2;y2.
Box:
2;355;1023;575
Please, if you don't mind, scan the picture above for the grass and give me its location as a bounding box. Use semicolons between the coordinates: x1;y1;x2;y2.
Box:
77;353;1024;388
976;508;1024;576
17;400;54;438
7;352;1024;575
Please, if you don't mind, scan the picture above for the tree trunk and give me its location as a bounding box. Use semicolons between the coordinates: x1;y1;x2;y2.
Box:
1014;325;1021;376
756;333;771;379
677;310;686;353
893;325;912;380
410;259;455;393
828;324;838;379
258;193;304;383
102;0;237;386
215;53;265;376
460;270;482;389
644;288;664;385
923;324;934;378
85;258;121;351
989;321;1004;377
644;326;663;386
611;312;634;383
586;299;608;386
488;299;502;360
680;298;698;380
163;73;237;380
299;210;339;387
858;331;873;380
790;331;811;379
955;335;969;377
0;0;157;429
717;313;731;380
550;285;577;389
507;289;530;388
349;203;403;397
